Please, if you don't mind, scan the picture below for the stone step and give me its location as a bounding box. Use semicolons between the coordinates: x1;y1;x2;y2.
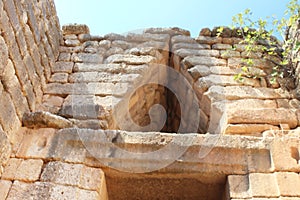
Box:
68;72;140;83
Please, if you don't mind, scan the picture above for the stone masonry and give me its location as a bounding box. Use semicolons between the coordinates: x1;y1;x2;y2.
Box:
0;0;300;199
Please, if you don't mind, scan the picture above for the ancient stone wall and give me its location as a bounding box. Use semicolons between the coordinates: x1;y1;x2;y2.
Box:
0;0;61;171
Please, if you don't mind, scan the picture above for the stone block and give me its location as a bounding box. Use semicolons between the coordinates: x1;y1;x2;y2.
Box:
225;124;279;136
49;73;69;83
52;61;74;73
0;36;9;73
212;43;232;50
0;180;12;200
41;161;105;192
65;39;80;47
182;56;227;68
6;181;101;200
226;175;251;199
23;111;73;129
45;82;129;96
174;49;220;58
187;65;210;80
270;139;300;172
70;119;108;129
204;85;291;101
105;54;156;65
69;72;140;83
72;53;103;63
0;130;11;170
58;52;71;61
172;42;210;51
196;74;260;88
195;36;222;45
249;173;280;198
0;90;21;139
145;27;190;36
276;172;300;197
2;158;43;182
227;108;298;128
62;24;90;35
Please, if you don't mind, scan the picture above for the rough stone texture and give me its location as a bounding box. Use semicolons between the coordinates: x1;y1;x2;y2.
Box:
23;111;73;129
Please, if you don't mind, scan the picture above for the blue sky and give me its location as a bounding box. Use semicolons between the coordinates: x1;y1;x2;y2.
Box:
54;0;291;38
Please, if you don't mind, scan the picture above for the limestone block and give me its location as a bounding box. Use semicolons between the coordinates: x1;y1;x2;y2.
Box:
78;33;91;42
72;53;103;63
227;108;298;128
195;36;222;45
104;33;126;41
270;139;300;172
65;39;80;47
196;74;260;88
69;72;140;83
22;111;73;129
2;158;43;182
0;130;10;171
42;95;65;108
220;50;241;58
70;119;108;129
2;59;30;118
222;37;242;45
212;43;232;50
199;28;212;36
0;36;9;74
276;172;300;197
175;49;220;58
145;27;190;36
52;61;74;73
249;173;280;198
58;52;71;62
49;73;68;83
188;65;210;80
62;24;90;35
127;33;170;42
225;124;279;136
226;175;252;199
0;89;21;139
41;161;105;191
45;82;129;96
204;85;291;101
228;57;273;69
0;180;12;200
172;42;210;51
6;181;101;200
171;35;197;44
73;63;124;73
105;54;156;65
182;56;227;68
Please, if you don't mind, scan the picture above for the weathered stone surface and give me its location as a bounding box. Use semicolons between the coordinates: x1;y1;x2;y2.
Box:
126;33;170;42
195;36;222;45
62;24;90;35
249;173;280;198
70;119;108;129
188;65;210;80
2;158;43;182
226;175;251;199
204;85;291;101
212;43;232;50
145;27;190;36
65;39;80;47
0;130;11;171
105;54;156;65
22;111;73;129
49;73;69;83
69;72;140;83
52;61;74;73
45;82;129;96
72;53;103;63
175;49;220;58
226;108;298;128
225;124;279;136
199;28;212;36
6;181;101;200
0;180;12;199
183;56;226;68
196;74;260;88
172;42;210;51
276;172;300;197
41;161;105;191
